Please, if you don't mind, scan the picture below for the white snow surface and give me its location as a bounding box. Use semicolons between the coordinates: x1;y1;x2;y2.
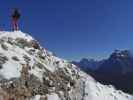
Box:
0;31;132;100
0;31;33;41
47;93;60;100
33;93;60;100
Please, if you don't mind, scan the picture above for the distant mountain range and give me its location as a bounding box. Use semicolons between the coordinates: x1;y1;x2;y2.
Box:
72;50;133;94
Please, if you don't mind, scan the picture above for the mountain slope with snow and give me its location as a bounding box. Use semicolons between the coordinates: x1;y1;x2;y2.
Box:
72;50;133;93
0;31;132;100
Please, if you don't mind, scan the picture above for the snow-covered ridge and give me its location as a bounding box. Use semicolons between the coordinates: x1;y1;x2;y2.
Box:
0;31;132;100
0;31;68;79
0;31;33;41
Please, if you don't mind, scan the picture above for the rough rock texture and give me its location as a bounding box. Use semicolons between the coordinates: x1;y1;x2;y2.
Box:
0;31;132;100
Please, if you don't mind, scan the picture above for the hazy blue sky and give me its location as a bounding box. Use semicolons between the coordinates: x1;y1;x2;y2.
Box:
0;0;133;60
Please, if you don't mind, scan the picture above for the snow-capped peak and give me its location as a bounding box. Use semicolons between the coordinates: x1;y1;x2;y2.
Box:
0;31;132;100
110;50;132;59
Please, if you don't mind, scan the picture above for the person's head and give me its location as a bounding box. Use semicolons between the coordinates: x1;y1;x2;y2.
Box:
12;8;21;19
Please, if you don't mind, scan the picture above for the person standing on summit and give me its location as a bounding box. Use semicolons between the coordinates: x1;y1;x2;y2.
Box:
11;9;21;31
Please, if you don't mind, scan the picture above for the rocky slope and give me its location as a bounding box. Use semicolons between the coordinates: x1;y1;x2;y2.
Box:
0;31;132;100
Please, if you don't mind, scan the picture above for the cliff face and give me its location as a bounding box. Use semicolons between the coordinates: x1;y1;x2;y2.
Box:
0;31;132;100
